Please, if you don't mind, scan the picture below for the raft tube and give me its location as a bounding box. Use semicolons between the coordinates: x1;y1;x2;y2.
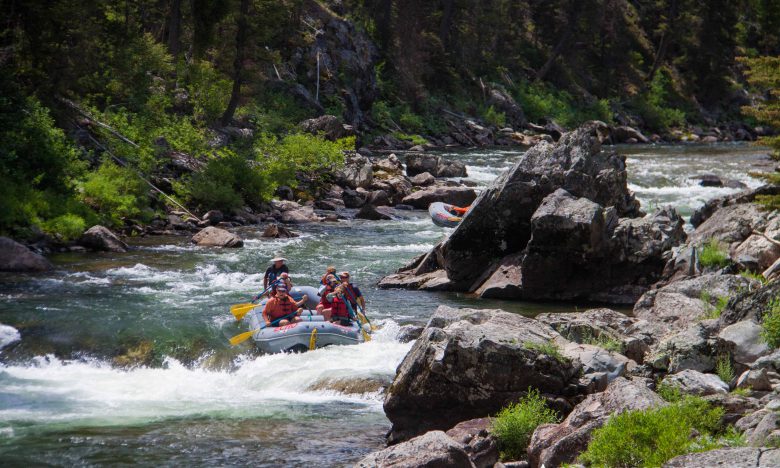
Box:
246;285;367;353
429;202;464;228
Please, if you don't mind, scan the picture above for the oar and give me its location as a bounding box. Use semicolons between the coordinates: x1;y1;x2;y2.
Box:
228;310;299;346
341;283;377;331
345;300;371;342
229;279;282;321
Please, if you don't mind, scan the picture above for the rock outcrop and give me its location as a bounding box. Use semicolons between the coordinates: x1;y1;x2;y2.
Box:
527;377;665;468
383;306;581;443
405;153;468;178
355;431;475;468
381;123;685;304
664;447;780;467
191;227;243;248
0;237;52;272
78;225;129;253
661;369;729;395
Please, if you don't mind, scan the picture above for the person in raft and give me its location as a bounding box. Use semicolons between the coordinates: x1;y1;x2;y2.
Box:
320;266;337;286
321;284;352;325
338;271;365;312
264;257;289;290
261;285;307;326
316;274;339;316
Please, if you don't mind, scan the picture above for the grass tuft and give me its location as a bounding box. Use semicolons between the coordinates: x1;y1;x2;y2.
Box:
716;355;735;385
523;341;567;363
491;388;560;460
761;297;780;349
698;240;730;269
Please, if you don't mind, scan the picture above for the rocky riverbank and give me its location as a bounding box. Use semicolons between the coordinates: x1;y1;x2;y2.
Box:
358;125;780;467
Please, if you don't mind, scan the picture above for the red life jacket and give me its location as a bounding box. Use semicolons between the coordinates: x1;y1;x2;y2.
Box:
330;295;349;319
319;285;335;307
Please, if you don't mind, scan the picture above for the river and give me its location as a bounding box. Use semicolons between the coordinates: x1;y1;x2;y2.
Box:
0;143;771;466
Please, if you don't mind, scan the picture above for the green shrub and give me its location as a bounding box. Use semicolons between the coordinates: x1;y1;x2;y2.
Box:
81;162;149;226
577;329;624;353
740;271;767;284
716;355;735;384
257;132;345;188
179;149;269;212
700;291;730;320
523;341;567;363
579;397;724;467
392;132;428;146
398;110;424;133
41;213;87;242
492;388;559;460
699;240;730;269
483;105;507;128
181;59;232;123
761;297;780;348
657;382;683;402
632;70;687;131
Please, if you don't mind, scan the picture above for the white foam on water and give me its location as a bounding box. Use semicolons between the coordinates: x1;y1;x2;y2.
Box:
0;323;410;429
0;324;21;350
352;243;433;253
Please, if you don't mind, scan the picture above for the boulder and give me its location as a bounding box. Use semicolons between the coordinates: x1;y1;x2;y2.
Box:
356;204;393;221
410;171;435;187
383;306;581;443
661;369;729;395
373;154;404;177
314;198;344;211
300;114;348;140
720;279;780;326
536;308;661;363
561;342;630;383
664;447;780;467
737;410;780;446
78;225;129;253
336;154;373;189
405;154;468;178
401;186;477;209
736;368;773;392
704;392;762;425
342;188;368;208
445;418;499;468
687;203;766;247
690;174;748;189
280;206;323;223
260;224;298;238
191;227;243;248
385;176;413;204
355;431;475;468
202;210;224;225
167;214;196;231
368;190;391;206
611;125;650;144
648;323;734;373
528;377;664;468
719;320;770;365
634;274;756;332
0;237;52;272
274;185;295;201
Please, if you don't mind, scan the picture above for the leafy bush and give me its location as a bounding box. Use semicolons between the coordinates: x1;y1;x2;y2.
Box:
761;297;780;349
492;388;559;460
514;82;613;128
523;341;567;363
257;132;345;187
81;162;149;226
398;110;425;133
483;105;507;128
181;59;232;123
392;132;428;146
657;382;683;402
178;150;269;212
579;397;724;467
632;70;687;131
41;214;87;242
699;240;730;269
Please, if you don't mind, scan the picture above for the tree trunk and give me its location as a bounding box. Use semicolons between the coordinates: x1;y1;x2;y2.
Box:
167;0;182;59
221;0;249;127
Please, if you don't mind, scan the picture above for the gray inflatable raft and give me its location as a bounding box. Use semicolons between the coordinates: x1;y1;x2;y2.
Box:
429;202;463;228
246;285;367;353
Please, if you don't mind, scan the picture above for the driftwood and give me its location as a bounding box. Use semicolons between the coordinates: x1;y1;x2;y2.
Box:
753;230;780;248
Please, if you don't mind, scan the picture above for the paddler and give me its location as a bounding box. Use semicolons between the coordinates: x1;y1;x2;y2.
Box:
264;257;289;290
261;285;307;326
338;271;365;312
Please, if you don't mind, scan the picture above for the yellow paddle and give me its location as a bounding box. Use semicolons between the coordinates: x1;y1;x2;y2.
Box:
229;279;282;320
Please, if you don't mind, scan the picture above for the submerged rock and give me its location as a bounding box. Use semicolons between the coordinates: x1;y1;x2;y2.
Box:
191;226;243;248
261;223;298;238
383;306;580;443
355;204;393;220
78;225;128;253
0;237;52;272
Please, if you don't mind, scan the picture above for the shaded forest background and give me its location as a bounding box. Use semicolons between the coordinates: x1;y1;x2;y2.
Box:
1;0;779;240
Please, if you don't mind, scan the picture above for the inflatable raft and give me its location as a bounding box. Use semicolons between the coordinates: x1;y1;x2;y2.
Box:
246;285;368;354
429;202;465;228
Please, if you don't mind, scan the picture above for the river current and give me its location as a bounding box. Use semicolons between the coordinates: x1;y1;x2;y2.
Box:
0;143;771;466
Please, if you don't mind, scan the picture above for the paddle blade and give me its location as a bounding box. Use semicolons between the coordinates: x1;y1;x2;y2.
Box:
229;329;259;346
230;303;259;320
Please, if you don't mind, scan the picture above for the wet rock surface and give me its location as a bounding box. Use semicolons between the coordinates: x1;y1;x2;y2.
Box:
191;227;243;248
78;225;129;253
0;237;53;272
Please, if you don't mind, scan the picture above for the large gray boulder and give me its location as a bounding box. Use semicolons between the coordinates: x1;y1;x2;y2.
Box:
719;320;771;366
720;278;780;326
661;369;729;396
687;203;767;247
383;306;581;443
78;225;128;253
664;447;780;467
0;237;52;272
648;323;734;373
380;123;683;304
355;431;475;468
401;186;477;209
280;206;324;224
191;227;243;248
336;154;373;189
405;153;467;178
445;418;499;468
528;377;664;468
